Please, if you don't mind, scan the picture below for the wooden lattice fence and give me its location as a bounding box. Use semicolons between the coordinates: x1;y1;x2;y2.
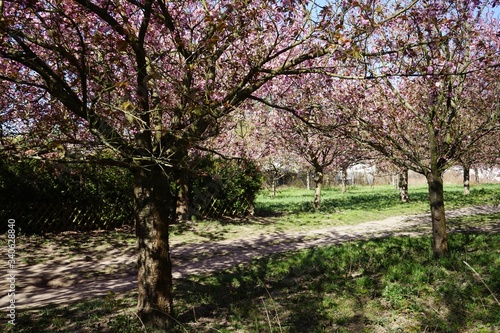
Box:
1;196;134;235
0;160;134;235
0;157;262;234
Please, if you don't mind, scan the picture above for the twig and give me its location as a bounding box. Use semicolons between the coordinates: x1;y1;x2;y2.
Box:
463;261;500;305
261;298;273;332
258;277;283;332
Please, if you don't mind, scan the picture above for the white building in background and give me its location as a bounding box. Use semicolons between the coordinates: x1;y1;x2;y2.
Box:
337;163;377;186
459;166;500;183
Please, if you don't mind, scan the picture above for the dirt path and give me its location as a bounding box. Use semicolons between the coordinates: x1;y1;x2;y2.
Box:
3;205;500;310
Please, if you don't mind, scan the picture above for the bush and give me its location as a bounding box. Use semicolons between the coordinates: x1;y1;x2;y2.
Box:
0;155;264;233
0;159;133;234
189;156;264;218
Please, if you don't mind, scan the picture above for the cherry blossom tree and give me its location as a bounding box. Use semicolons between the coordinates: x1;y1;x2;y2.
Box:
266;101;363;208
467;132;500;190
279;118;340;210
204;102;294;196
0;0;332;327
456;111;500;194
338;0;500;257
0;0;428;328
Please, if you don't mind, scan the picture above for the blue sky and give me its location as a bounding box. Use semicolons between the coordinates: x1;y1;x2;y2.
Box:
312;0;500;19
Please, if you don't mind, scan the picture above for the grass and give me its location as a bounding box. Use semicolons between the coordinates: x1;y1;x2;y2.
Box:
170;183;500;244
3;183;500;332
257;183;500;215
5;233;500;332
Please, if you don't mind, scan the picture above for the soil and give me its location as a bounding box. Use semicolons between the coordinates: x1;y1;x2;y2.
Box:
2;205;500;310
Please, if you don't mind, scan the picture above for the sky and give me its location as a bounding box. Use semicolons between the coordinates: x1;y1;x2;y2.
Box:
311;0;500;19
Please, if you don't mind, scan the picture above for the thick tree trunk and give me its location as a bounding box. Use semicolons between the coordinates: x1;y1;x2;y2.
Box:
341;167;347;193
426;171;448;258
313;169;323;210
133;167;175;329
463;165;471;195
398;167;409;202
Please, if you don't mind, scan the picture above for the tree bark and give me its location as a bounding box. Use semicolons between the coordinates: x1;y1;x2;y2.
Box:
463;165;471;195
176;170;190;221
426;171;448;258
313;169;323;210
133;167;175;329
398;167;409;202
473;167;480;184
271;176;277;198
341;166;348;193
306;170;311;191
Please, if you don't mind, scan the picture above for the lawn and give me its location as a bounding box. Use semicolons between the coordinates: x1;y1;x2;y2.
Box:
3;183;500;332
170;183;500;244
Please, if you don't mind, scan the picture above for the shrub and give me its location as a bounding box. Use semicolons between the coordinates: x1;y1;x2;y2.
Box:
0;159;133;234
189;156;264;218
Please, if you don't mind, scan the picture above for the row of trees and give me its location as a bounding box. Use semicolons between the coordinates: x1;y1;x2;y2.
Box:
1;0;498;329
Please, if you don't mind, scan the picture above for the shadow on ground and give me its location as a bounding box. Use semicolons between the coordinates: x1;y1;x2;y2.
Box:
175;232;500;332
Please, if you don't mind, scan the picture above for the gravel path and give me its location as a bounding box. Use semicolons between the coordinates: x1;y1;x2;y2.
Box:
3;205;500;310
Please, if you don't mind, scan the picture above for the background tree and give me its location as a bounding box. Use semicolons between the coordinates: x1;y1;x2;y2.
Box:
456;116;500;195
280;117;340;210
338;0;500;257
257;73;352;209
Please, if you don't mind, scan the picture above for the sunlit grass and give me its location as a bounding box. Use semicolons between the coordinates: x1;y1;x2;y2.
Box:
256;183;500;215
169;183;500;244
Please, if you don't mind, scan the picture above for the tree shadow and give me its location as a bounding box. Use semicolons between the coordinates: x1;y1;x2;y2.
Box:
174;232;500;332
174;237;390;332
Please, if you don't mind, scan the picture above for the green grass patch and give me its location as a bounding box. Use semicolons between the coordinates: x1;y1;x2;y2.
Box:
7;233;500;332
448;213;500;231
169;184;500;243
256;184;500;215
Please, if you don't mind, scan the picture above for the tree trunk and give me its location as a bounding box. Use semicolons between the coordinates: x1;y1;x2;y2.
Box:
313;169;323;210
306;170;311;190
392;174;398;188
341;167;348;193
176;171;190;221
271;176;277;198
398;167;409;202
426;171;448;258
463;165;470;195
133;167;175;329
473;167;480;184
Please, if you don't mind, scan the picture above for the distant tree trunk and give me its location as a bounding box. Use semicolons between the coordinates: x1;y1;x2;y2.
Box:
313;168;323;210
306;170;311;190
398;167;409;202
133;166;175;329
271;176;277;198
176;171;190;221
473;167;480;184
341;166;348;193
245;185;256;216
392;174;398;188
463;164;471;195
426;171;448;258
